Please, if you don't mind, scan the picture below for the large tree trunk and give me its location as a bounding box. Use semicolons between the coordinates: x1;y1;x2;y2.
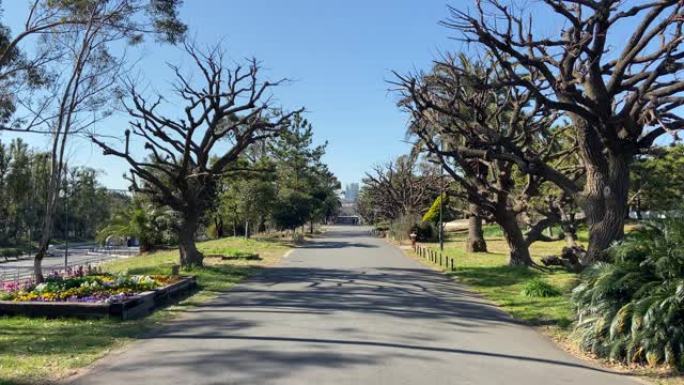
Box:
497;211;533;266
33;244;48;283
178;213;203;267
582;153;630;264
568;117;632;264
466;203;487;252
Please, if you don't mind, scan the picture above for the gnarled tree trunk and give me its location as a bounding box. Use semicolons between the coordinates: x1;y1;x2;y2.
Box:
466;203;487;252
581;150;630;264
497;210;533;266
178;211;203;267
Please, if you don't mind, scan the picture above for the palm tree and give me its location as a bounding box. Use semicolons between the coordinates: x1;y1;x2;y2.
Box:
97;202;174;252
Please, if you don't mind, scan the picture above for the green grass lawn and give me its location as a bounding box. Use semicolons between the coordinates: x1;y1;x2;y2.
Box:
0;236;291;385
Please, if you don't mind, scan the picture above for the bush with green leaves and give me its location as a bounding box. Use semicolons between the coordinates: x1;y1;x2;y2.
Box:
571;218;684;368
521;278;561;297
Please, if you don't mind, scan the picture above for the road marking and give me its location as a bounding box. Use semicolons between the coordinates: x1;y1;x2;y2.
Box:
283;249;295;259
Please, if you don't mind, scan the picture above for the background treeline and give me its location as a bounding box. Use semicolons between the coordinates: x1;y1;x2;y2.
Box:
210;114;340;239
1;114;341;252
359;144;684;240
0;138;128;250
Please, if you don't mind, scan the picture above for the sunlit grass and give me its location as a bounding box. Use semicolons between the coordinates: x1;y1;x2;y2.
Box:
413;227;582;331
0;236;291;385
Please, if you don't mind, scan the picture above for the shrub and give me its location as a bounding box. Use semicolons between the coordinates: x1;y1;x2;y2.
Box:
413;221;436;242
374;223;390;232
571;217;684;368
388;215;418;241
521;278;561;297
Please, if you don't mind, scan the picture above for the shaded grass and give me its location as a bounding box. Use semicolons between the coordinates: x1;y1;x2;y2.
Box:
415;234;580;331
0;236;291;385
412;228;684;384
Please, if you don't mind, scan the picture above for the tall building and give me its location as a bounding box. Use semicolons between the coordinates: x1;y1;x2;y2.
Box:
344;183;359;202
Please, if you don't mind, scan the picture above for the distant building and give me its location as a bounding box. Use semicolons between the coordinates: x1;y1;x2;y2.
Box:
107;188;131;196
344;183;359;203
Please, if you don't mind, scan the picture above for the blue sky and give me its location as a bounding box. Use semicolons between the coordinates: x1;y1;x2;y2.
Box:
1;0;460;189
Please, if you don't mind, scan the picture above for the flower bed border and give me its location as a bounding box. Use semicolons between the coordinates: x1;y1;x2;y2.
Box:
0;276;197;320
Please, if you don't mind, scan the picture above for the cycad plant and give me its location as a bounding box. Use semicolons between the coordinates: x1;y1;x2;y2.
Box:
572;217;684;368
97;202;176;252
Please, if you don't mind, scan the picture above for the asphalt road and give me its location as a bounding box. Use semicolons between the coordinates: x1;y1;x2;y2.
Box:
0;247;131;281
70;226;640;385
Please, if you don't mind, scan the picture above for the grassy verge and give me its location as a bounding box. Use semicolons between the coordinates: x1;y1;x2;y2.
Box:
0;236;291;385
413;230;579;333
407;227;684;385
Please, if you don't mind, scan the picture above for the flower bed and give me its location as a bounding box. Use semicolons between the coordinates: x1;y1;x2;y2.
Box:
1;273;179;304
0;268;196;319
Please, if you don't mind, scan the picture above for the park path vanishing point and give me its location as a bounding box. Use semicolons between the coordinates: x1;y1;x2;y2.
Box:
70;226;640;385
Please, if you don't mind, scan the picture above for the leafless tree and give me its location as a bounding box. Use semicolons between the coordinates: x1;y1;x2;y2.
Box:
91;42;300;267
446;0;684;263
396;55;582;266
362;155;440;223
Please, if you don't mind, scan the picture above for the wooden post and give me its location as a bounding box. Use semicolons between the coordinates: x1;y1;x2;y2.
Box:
451;258;454;271
439;253;442;266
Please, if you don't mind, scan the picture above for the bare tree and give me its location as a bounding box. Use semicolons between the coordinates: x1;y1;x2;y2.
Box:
446;0;684;262
396;55;581;266
362;155;440;223
91;42;300;267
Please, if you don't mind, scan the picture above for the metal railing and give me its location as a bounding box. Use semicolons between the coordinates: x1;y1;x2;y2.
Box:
0;247;139;285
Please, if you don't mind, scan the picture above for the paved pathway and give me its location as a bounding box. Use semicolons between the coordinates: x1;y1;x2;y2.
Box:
71;226;640;385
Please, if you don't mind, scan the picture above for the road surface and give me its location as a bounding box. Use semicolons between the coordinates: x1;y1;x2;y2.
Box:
70;226;639;385
0;246;133;281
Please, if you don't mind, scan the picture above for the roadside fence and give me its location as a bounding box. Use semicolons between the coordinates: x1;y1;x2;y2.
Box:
413;243;456;271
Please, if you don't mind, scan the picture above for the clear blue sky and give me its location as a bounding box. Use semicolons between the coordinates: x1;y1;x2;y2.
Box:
1;0;461;189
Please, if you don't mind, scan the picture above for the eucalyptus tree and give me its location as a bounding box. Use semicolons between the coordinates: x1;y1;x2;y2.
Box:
0;0;186;281
92;42;300;267
447;0;684;262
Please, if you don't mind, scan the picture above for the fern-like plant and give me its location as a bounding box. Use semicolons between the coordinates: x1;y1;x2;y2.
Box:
571;217;684;368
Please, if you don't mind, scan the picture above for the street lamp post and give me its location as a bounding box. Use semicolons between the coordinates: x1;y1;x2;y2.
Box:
63;170;69;270
438;141;445;251
439;171;444;251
